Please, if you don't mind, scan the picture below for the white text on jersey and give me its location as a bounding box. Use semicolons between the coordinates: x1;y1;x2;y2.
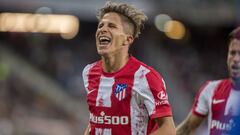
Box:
90;112;129;125
211;119;235;131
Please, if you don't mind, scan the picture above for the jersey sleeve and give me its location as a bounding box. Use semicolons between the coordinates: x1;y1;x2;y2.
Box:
191;81;211;117
138;67;172;119
82;64;93;93
82;62;100;94
146;70;172;119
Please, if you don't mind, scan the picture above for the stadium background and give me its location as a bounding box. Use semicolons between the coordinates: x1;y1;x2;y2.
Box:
0;0;238;134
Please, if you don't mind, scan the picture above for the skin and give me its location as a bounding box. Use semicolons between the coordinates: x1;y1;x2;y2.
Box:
95;12;134;73
227;39;240;87
176;38;240;135
84;12;176;135
176;113;204;135
84;124;90;135
151;117;176;135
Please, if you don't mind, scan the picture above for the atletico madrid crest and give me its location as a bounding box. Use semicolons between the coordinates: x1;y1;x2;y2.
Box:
114;84;128;101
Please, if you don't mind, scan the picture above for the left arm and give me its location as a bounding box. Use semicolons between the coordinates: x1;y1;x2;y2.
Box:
142;69;175;134
150;116;176;135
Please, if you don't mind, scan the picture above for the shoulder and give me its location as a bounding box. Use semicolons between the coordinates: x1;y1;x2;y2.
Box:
142;64;164;86
191;79;229;116
199;79;223;92
195;79;227;99
133;58;166;90
82;61;101;75
132;57;163;79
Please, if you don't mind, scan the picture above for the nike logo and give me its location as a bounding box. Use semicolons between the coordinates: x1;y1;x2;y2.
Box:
88;89;96;95
213;99;225;104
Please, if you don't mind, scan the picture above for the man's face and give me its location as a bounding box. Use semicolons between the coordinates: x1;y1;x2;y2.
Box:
95;12;129;56
227;39;240;80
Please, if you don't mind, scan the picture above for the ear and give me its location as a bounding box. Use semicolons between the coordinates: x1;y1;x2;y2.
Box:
123;35;134;46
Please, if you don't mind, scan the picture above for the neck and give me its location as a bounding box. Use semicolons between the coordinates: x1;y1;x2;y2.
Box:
102;53;129;73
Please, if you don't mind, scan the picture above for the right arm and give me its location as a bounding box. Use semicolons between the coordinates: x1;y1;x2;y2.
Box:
177;81;212;135
84;123;90;135
176;113;205;135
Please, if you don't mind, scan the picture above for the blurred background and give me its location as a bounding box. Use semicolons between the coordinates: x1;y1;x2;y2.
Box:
0;0;239;134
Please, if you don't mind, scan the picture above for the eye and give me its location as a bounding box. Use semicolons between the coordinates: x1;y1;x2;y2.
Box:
230;51;236;56
109;23;117;28
98;23;104;29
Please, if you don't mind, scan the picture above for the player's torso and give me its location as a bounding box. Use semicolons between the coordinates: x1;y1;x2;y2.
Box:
84;60;151;135
209;79;240;135
87;74;133;135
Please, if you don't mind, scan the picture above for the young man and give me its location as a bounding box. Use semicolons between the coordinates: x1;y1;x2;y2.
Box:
176;27;240;135
82;1;175;135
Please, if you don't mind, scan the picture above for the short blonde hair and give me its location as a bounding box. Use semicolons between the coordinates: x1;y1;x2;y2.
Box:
96;1;148;38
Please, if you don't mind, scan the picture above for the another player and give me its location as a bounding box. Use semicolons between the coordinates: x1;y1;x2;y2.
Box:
176;27;240;135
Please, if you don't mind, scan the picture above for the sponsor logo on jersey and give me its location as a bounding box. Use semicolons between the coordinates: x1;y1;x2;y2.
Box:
114;84;128;101
211;119;235;131
157;91;167;100
95;128;111;135
88;88;96;95
90;111;129;125
96;128;104;135
155;91;169;106
212;99;225;104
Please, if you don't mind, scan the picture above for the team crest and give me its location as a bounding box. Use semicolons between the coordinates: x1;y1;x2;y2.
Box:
114;84;128;101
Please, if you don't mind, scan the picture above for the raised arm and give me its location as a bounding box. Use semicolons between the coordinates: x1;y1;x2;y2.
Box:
176;113;205;135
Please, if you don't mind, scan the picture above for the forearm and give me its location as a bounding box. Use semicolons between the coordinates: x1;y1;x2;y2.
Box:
176;113;204;135
150;117;176;135
176;123;191;135
84;124;90;135
150;126;176;135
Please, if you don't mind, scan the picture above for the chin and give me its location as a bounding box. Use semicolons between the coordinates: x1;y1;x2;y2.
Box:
232;76;240;82
97;50;108;56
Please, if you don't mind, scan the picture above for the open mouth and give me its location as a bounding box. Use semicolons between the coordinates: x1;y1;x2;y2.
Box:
232;65;240;70
99;36;111;46
231;65;240;75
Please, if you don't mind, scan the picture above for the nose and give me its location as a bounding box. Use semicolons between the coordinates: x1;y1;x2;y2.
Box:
98;25;108;34
233;53;240;63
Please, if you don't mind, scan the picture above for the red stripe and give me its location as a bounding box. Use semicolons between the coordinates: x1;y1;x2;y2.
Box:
119;91;122;100
87;62;101;107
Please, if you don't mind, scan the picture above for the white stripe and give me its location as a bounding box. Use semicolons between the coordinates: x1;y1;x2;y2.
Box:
117;93;119;99
117;92;121;100
137;66;155;115
96;76;114;107
224;89;240;115
194;80;221;135
130;65;150;135
123;89;126;99
121;90;124;100
119;91;122;100
195;80;221;115
82;63;96;93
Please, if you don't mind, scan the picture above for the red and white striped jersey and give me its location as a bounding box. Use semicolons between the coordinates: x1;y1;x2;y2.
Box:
192;79;240;135
82;56;172;135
